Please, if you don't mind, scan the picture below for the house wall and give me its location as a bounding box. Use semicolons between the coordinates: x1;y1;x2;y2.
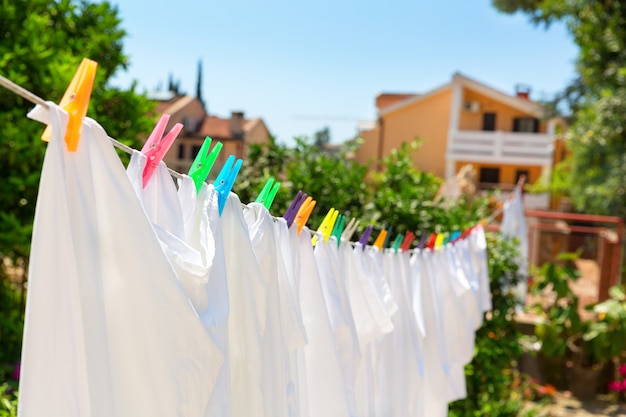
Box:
459;88;546;133
355;125;380;168
381;88;452;177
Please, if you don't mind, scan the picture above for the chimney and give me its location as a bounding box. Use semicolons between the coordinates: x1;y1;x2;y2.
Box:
230;111;245;139
515;83;531;100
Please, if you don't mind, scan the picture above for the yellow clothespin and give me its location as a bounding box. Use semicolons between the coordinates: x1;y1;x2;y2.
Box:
312;208;338;246
42;58;98;152
435;233;445;250
373;229;388;250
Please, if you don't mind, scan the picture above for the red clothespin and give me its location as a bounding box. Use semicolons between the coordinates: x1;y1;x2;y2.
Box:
140;114;183;188
42;58;98;151
400;231;416;252
426;233;437;250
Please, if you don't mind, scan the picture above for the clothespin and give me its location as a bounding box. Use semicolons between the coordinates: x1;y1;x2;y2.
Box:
284;191;307;227
391;234;404;252
373;229;388;250
255;177;281;210
358;225;373;249
312;208;338;245
331;214;346;246
401;231;416;252
435;233;445;250
294;196;316;235
426;233;437;250
383;226;393;249
417;233;428;250
450;231;462;243
214;155;243;215
141;114;183;188
341;217;360;242
42;58;98;151
188;136;223;193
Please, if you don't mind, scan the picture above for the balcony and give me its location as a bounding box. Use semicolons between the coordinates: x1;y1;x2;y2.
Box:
447;130;555;166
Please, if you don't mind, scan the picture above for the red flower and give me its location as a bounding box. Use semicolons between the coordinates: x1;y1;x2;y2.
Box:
609;381;621;392
619;364;626;377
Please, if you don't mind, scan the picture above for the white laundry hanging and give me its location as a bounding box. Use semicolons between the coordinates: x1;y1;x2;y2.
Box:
21;103;223;417
501;186;529;306
19;102;495;417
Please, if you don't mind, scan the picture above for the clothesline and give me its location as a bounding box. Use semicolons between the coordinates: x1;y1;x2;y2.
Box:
0;74;184;180
0;73;518;246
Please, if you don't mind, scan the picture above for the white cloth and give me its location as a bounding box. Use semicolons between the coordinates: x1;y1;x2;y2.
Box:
296;228;351;417
21;103;222;417
222;194;266;417
501;187;528;305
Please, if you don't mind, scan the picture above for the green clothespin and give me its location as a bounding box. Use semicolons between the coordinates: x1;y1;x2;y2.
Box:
255;177;281;210
391;234;404;252
331;214;345;247
188;136;223;193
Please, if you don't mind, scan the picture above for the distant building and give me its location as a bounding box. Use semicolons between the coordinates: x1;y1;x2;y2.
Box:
150;91;271;176
357;72;565;205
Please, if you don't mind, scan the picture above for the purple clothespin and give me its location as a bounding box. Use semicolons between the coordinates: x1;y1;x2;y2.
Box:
417;233;428;250
284;191;307;227
358;225;373;250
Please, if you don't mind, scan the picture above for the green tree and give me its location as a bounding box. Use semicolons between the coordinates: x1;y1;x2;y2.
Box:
0;0;156;382
0;0;156;260
493;0;626;218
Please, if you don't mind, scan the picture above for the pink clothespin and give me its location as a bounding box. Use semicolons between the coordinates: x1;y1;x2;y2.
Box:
141;114;183;188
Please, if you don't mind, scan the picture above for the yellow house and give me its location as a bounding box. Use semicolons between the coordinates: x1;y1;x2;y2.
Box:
357;73;561;196
152;92;271;176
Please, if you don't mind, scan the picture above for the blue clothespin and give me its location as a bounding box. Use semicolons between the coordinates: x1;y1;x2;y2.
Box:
358;225;373;250
450;231;461;243
214;155;242;216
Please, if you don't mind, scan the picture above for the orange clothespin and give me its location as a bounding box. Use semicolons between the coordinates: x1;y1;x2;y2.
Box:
141;114;183;187
373;229;388;250
42;58;98;152
294;196;316;235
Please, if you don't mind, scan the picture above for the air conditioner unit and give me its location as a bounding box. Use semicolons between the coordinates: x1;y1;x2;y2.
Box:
463;101;481;113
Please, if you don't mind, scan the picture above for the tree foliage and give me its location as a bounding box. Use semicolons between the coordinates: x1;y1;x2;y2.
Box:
493;0;626;218
0;0;156;260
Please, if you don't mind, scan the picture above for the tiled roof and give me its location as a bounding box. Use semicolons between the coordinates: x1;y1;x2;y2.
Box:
199;115;250;139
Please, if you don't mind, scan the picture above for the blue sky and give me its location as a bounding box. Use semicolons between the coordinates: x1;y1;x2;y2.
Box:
111;0;578;145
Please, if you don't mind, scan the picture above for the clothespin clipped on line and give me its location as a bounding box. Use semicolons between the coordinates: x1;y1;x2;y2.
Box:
188;136;223;193
294;196;316;235
341;217;360;243
358;225;373;250
312;208;338;246
42;58;98;152
401;231;416;252
417;233;428;250
331;214;346;247
284;191;307;227
426;233;437;250
450;230;462;243
373;228;388;250
391;234;404;252
214;155;243;216
435;233;445;250
255;177;281;210
140;114;183;188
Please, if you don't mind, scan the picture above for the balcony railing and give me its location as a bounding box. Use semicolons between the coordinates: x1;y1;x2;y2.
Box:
447;130;555;165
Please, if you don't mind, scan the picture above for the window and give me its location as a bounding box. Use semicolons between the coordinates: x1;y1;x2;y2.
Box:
513;117;539;133
482;112;496;131
191;145;202;160
479;167;500;186
177;143;185;160
515;169;529;184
